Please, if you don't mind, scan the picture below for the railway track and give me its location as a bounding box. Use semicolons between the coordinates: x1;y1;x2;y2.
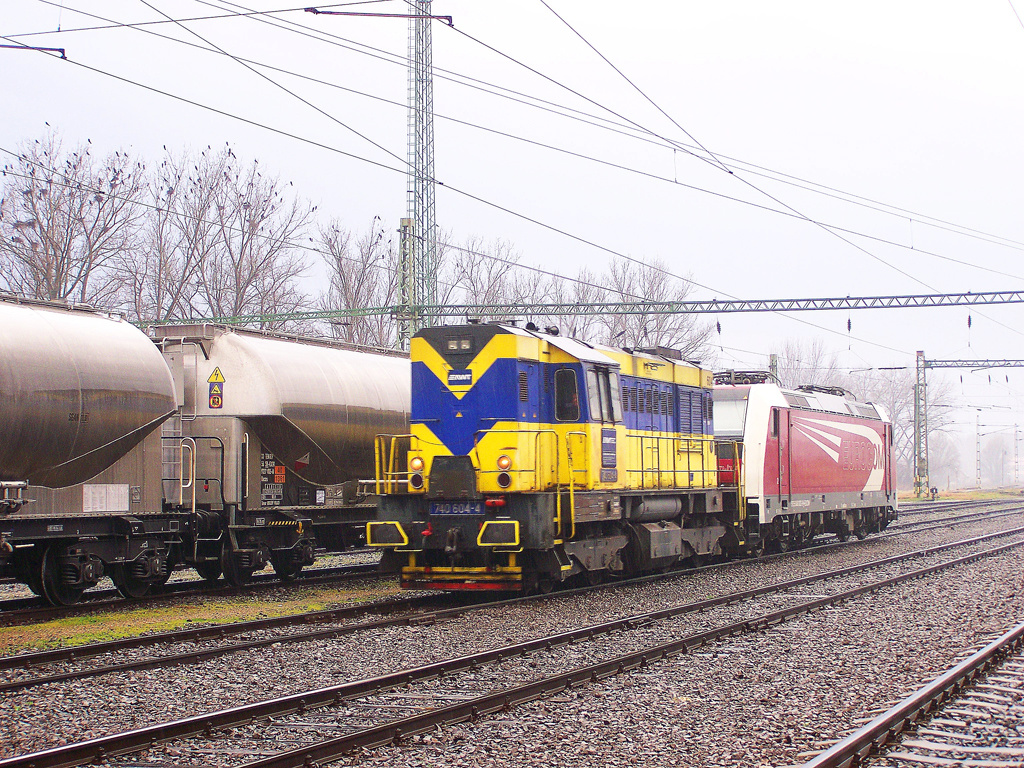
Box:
1;523;1021;696
0;560;382;624
897;498;1019;517
0;499;1010;624
2;503;1021;695
3;526;1022;768
803;620;1024;768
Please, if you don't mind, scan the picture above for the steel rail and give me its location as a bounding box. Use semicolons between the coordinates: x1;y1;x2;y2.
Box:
238;537;1024;768
4;533;1022;768
0;561;381;622
1;506;1020;693
800;620;1024;768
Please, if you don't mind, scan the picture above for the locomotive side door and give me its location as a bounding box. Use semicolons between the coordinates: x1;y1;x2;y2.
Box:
883;423;893;497
777;408;791;505
518;362;542;488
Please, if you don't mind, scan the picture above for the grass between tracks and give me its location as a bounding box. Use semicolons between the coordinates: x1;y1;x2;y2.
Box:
0;582;403;656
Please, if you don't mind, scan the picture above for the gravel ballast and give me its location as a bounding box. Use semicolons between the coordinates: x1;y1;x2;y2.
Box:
2;512;1023;763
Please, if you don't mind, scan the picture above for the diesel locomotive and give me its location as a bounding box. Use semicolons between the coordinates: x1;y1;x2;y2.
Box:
368;323;898;592
0;295;409;604
368;322;746;591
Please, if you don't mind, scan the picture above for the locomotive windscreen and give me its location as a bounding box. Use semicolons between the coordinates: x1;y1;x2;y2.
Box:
713;387;749;438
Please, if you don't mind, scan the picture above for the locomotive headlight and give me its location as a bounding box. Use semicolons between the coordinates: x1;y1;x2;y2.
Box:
410;456;424;472
496;454;512;470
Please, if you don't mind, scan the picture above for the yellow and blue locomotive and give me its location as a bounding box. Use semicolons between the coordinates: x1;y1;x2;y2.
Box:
368;322;744;591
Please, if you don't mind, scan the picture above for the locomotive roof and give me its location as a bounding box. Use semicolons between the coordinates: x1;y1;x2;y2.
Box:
422;322;710;386
715;382;887;421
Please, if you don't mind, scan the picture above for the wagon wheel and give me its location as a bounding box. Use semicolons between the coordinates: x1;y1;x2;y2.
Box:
111;564;152;599
271;554;303;581
194;561;222;583
26;557;45;597
835;524;850;543
221;548;254;587
39;544;86;607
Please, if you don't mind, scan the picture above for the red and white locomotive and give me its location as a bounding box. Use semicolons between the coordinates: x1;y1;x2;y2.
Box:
714;373;897;550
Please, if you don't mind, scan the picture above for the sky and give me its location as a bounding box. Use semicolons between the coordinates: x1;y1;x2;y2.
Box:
3;1;1024;485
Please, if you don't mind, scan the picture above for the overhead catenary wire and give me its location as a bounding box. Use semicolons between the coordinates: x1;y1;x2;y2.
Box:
525;0;1024;341
0;32;922;357
15;4;1022;287
16;0;1024;265
0;14;996;355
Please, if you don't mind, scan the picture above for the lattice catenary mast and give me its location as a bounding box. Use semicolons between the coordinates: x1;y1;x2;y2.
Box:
398;0;439;347
914;355;1024;497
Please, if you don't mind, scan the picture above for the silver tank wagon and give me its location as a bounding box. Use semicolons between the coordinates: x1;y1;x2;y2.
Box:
0;296;177;489
156;324;410;489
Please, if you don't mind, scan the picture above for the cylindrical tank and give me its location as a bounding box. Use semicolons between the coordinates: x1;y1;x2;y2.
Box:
158;326;410;486
0;297;177;488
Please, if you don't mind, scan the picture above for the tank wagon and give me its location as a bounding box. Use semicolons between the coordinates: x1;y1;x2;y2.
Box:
714;372;897;550
0;295;409;604
367;322;745;592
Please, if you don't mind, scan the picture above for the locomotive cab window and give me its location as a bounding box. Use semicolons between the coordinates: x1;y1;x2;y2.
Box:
585;367;622;423
555;368;580;421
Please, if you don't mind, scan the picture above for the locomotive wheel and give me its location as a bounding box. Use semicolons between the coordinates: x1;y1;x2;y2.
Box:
111;564;152;599
194;561;222;583
39;544;86;606
585;569;604;587
221;549;254;587
271;555;302;581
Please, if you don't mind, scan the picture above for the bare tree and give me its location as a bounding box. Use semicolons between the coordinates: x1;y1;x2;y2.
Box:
849;367;955;490
929;432;963;490
117;150;219;321
0;132;145;305
318;217;401;347
193;147;312;327
540;267;607;341
981;432;1013;488
771;338;846;389
446;236;523;319
599;258;714;360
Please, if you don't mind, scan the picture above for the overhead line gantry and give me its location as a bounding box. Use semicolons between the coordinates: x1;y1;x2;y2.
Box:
171;289;1024;327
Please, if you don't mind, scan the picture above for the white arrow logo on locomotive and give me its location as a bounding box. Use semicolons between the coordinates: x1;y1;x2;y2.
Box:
790;416;885;491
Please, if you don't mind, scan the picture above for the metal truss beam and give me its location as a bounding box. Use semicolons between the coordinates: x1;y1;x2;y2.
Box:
923;359;1024;369
914;355;1024;497
165;290;1024;327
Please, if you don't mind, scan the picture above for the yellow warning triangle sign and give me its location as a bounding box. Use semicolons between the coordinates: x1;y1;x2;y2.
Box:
209;383;223;395
207;367;226;384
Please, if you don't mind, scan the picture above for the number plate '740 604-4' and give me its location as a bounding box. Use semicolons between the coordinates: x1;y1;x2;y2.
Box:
430;501;484;515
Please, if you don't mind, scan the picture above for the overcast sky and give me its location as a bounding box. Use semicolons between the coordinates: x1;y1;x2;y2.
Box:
3;1;1024;483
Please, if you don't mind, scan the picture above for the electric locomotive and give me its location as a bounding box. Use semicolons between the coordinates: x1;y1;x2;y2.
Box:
714;373;897;550
368;322;744;591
